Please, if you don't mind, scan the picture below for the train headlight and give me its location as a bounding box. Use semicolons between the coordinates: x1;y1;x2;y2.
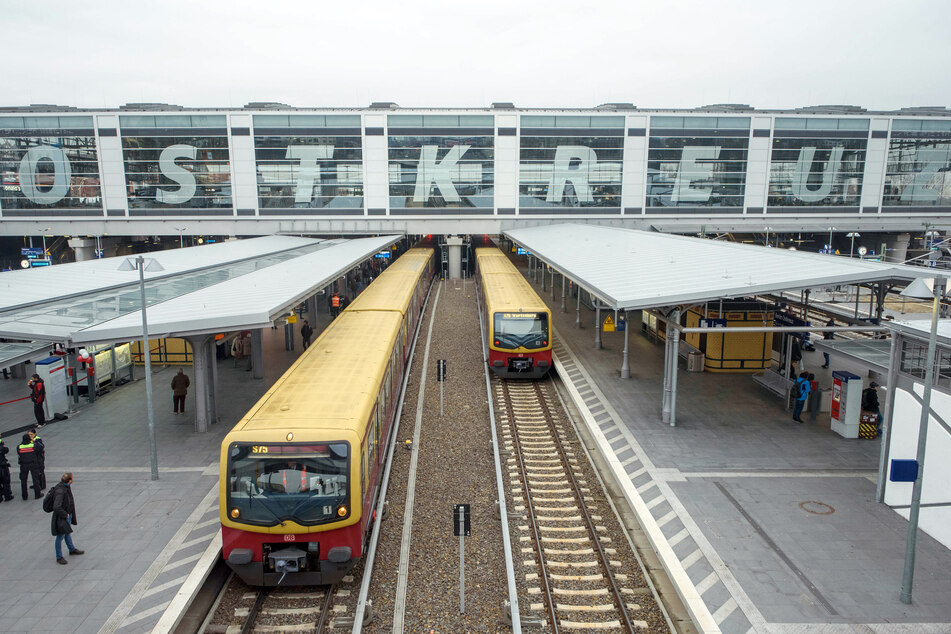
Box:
286;432;294;441
230;508;240;519
337;505;348;517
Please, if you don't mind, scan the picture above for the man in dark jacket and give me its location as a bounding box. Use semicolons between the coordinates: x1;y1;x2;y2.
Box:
17;433;42;500
0;436;13;501
863;381;883;431
29;374;46;426
51;472;84;564
171;368;190;414
28;427;45;491
300;320;314;350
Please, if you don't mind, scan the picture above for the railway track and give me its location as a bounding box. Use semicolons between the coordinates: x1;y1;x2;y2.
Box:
497;378;647;632
208;582;336;633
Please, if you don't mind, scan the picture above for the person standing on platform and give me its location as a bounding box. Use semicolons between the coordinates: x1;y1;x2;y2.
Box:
821;319;835;368
28;428;45;491
231;333;245;368
790;338;803;375
0;436;13;502
330;293;341;318
171;368;190;415
17;433;42;500
792;372;810;423
300;320;313;350
242;332;253;372
50;472;83;564
28;374;46;426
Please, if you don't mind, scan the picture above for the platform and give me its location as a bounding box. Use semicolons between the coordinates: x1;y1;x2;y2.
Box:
0;310;332;633
543;282;951;631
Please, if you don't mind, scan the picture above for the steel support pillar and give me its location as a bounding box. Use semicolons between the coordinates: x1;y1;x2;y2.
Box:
620;310;631;379
576;287;582;328
669;310;681;426
207;336;219;426
561;276;567;313
662;318;673;423
284;320;294;351
306;294;319;320
251;329;264;380
876;283;886;323
541;263;547;292
187;335;213;433
594;301;602;349
551;269;556;299
877;333;901;502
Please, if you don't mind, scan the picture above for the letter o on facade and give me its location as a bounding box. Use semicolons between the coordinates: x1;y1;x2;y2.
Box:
19;146;72;204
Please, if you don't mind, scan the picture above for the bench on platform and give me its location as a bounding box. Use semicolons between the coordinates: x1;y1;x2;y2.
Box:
752;369;794;400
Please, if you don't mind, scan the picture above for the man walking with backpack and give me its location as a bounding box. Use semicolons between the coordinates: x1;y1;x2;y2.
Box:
793;372;811;423
46;472;83;564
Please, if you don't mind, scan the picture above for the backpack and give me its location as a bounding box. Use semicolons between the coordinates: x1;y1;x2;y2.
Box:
42;486;56;513
797;378;808;399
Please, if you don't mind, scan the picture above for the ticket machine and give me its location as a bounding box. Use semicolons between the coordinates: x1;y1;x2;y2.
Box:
831;370;862;439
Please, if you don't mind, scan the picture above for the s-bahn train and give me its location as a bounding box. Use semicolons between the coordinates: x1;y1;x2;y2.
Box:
476;247;553;379
219;248;434;585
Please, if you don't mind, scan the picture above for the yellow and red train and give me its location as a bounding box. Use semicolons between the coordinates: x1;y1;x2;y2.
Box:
219;248;434;585
476;247;553;379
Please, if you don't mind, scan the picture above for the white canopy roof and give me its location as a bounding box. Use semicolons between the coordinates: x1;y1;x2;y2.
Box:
505;224;937;311
0;235;399;344
73;236;397;344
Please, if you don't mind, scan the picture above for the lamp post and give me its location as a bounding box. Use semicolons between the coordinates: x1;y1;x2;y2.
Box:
764;226;772;248
847;232;861;258
36;227;51;259
899;276;946;604
828;226;835;254
173;226;187;248
119;256;165;481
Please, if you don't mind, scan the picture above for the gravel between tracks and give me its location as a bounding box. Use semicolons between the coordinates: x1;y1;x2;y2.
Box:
353;279;508;632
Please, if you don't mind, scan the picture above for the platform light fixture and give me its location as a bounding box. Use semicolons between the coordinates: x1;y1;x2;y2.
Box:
898;275;946;604
173;226;187;248
847;232;861;258
119;255;165;481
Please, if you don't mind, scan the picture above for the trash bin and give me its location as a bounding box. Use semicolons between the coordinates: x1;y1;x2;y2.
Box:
687;351;705;372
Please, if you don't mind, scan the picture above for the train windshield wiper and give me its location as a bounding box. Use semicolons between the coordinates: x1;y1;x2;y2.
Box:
249;482;286;527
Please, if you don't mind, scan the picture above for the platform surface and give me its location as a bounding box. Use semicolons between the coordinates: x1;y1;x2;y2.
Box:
542;278;951;633
0;314;327;633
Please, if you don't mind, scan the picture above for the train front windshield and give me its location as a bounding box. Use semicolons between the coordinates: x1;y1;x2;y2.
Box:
227;442;349;526
493;312;549;350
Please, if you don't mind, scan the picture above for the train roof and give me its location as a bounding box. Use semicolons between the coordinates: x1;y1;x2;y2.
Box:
384;248;433;274
231;310;401;435
477;248;549;314
346;270;420;315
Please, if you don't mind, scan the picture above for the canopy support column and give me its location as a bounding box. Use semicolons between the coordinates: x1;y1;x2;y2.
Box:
284;319;295;351
662;316;673;424
306;294;319;321
550;269;555;300
621;310;631;379
187;335;213;433
576;286;582;328
251;329;264;380
561;276;567;313
207;336;219;426
669;309;681;426
876;283;886;323
541;263;547;292
877;332;901;502
594;301;602;349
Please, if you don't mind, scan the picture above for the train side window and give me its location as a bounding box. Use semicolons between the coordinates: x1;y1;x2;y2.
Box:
361;449;367;501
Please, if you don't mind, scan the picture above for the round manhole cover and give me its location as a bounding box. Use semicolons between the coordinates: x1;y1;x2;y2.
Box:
799;501;835;515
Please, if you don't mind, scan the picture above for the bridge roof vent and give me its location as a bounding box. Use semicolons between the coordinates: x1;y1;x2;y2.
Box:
120;103;185;111
369;102;399;109
596;102;637;110
491;102;515;109
243;102;292;109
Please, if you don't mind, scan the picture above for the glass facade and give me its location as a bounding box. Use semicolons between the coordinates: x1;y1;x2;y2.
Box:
120;115;231;210
768;117;868;207
884;119;951;208
519;115;623;209
388;115;494;210
647;116;749;209
0;116;101;212
253;115;363;210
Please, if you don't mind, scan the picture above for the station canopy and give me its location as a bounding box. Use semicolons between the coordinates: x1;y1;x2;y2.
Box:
0;235;399;347
504;223;937;311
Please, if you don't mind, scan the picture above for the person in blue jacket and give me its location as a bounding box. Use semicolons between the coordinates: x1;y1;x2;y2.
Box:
793;372;811;423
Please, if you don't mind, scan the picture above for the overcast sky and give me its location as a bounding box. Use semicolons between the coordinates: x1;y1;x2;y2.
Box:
5;0;950;111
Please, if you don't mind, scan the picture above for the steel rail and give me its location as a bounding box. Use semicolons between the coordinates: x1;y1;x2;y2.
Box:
501;380;559;634
239;589;268;634
315;584;336;634
477;276;523;633
533;380;638;634
351;273;438;633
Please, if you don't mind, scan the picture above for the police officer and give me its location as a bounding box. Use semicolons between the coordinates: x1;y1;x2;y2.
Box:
28;428;46;491
17;433;42;500
0;436;14;502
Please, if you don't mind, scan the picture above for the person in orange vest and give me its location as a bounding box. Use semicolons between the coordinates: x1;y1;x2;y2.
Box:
330;293;341;318
17;434;42;500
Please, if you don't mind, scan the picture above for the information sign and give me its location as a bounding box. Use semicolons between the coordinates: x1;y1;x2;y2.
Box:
699;318;727;328
375;251;391;259
516;247;528;255
21;247;44;259
602;315;615;332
